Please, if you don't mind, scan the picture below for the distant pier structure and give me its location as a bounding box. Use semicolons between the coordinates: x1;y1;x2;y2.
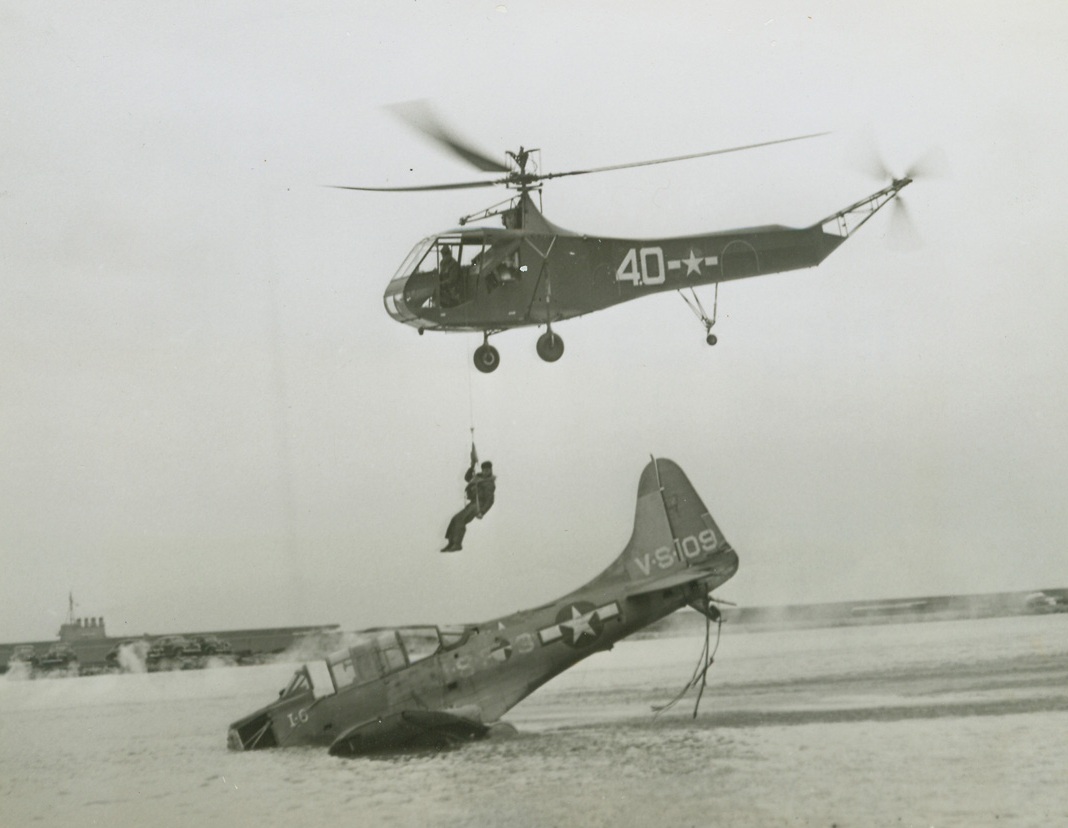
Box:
0;592;339;674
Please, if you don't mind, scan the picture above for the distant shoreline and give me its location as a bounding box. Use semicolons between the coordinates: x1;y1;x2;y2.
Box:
636;586;1068;637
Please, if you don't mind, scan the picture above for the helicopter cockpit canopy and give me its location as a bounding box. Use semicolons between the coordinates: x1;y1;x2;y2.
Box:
383;232;522;328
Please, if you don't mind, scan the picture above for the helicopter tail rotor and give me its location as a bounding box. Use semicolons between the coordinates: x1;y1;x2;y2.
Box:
855;143;947;250
887;195;922;250
902;146;950;181
853;132;949;185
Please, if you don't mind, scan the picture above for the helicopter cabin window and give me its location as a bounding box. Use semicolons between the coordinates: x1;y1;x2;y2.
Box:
482;241;522;292
433;237;486;309
391;236;435;284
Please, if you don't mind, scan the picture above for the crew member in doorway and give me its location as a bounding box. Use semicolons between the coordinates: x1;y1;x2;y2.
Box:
441;457;495;553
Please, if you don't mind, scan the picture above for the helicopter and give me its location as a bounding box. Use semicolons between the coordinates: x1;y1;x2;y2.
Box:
227;457;738;756
339;104;918;373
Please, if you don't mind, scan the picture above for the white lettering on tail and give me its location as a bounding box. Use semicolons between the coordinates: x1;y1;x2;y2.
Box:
632;532;720;573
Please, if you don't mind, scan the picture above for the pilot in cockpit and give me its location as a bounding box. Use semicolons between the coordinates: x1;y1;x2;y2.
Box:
439;245;462;307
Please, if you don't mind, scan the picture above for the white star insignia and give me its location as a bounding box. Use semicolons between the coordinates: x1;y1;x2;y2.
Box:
682;249;703;276
560;606;595;641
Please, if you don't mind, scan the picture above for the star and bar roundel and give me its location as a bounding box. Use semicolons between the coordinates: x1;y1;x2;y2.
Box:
538;601;621;648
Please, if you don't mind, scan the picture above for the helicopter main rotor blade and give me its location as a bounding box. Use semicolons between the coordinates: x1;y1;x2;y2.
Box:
387;100;510;173
536;132;830;182
330;178;503;192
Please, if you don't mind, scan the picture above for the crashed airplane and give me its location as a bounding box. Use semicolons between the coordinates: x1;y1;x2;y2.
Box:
227;457;739;756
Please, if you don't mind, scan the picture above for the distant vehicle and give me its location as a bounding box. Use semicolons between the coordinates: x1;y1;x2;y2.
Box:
105;639;151;670
191;635;234;657
7;644;37;669
1024;592;1066;613
146;635;194;670
146;634;236;670
35;643;78;673
228;458;739;756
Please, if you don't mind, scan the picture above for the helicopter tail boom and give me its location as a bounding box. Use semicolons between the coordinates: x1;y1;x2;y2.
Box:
817;178;912;240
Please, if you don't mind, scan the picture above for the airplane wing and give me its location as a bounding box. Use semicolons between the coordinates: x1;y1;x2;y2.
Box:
401;709;488;739
328;706;487;756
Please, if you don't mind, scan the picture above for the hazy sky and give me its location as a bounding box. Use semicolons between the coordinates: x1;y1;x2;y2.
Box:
3;2;1067;642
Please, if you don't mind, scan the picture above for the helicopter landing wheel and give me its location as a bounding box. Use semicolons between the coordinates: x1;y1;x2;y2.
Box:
474;344;500;373
536;330;565;363
706;333;718;346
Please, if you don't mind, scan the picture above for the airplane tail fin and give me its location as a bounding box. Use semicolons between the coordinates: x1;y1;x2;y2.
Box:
593;458;739;593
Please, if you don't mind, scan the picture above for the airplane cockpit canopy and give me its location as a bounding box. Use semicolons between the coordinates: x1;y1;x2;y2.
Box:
280;667;312;698
383;232;522;327
322;625;472;694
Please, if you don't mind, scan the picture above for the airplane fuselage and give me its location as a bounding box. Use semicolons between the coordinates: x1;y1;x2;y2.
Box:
234;553;736;755
228;459;740;756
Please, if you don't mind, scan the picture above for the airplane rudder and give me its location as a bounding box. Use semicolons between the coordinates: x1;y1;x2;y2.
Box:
616;458;733;583
656;460;732;558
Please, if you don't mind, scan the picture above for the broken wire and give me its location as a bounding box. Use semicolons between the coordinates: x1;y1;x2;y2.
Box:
652;602;723;719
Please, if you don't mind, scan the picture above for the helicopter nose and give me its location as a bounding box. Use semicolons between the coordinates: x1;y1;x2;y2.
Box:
383;275;417;324
384;271;440;328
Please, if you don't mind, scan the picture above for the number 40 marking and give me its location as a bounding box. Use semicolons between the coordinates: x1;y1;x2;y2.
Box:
616;247;665;286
